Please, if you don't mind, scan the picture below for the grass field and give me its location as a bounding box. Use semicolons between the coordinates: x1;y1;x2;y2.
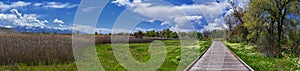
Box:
224;41;300;71
97;40;211;71
0;40;212;71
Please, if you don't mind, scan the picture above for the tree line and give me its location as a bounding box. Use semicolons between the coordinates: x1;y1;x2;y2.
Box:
133;29;211;40
95;28;213;40
225;0;300;57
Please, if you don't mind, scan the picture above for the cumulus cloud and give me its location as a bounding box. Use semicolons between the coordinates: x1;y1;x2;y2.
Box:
0;9;74;31
0;13;18;21
196;2;230;18
10;9;22;18
0;1;31;11
0;9;48;28
202;18;226;31
53;18;64;24
112;0;137;7
53;18;65;27
112;0;231;32
113;1;202;31
174;16;202;26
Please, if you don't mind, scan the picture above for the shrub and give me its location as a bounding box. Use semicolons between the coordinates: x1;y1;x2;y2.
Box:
255;33;281;57
227;35;242;43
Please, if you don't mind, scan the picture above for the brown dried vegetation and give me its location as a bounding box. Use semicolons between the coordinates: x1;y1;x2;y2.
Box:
0;34;172;66
0;34;74;65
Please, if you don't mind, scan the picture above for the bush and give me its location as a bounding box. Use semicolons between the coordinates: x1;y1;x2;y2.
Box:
255;33;281;57
227;35;242;43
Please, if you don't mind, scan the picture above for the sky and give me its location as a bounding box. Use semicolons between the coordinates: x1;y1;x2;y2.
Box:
0;0;250;34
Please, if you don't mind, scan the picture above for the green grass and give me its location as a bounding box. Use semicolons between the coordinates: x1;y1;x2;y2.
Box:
0;40;212;71
224;41;300;71
97;40;212;71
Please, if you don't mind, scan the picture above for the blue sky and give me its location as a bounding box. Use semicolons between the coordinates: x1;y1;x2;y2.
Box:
0;0;80;29
0;0;250;34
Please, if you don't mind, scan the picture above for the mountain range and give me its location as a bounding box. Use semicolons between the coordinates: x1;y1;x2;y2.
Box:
0;26;73;34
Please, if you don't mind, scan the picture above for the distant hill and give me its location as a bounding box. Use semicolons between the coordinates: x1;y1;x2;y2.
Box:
0;26;74;34
12;26;73;34
0;27;20;34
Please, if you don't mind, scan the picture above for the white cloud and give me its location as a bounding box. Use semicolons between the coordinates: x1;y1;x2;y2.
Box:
4;25;13;28
53;18;64;24
10;9;22;18
73;25;156;34
202;18;226;31
104;28;132;34
43;2;78;9
0;1;78;11
196;2;230;18
0;2;10;11
73;24;133;34
112;0;231;32
11;1;31;7
225;0;250;17
111;0;132;7
81;6;98;12
174;16;202;26
161;21;171;26
33;3;43;7
0;13;18;20
32;2;78;9
0;1;31;11
134;27;155;32
122;2;202;30
146;19;155;23
0;9;48;28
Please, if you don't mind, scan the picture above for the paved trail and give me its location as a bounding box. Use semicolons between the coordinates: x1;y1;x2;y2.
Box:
185;41;253;71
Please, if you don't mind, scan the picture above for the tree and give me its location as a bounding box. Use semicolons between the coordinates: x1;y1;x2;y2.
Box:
245;0;299;43
145;30;156;37
134;30;144;38
211;29;226;40
162;29;173;38
197;32;203;40
155;31;160;37
225;0;249;41
242;0;300;57
203;31;210;38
